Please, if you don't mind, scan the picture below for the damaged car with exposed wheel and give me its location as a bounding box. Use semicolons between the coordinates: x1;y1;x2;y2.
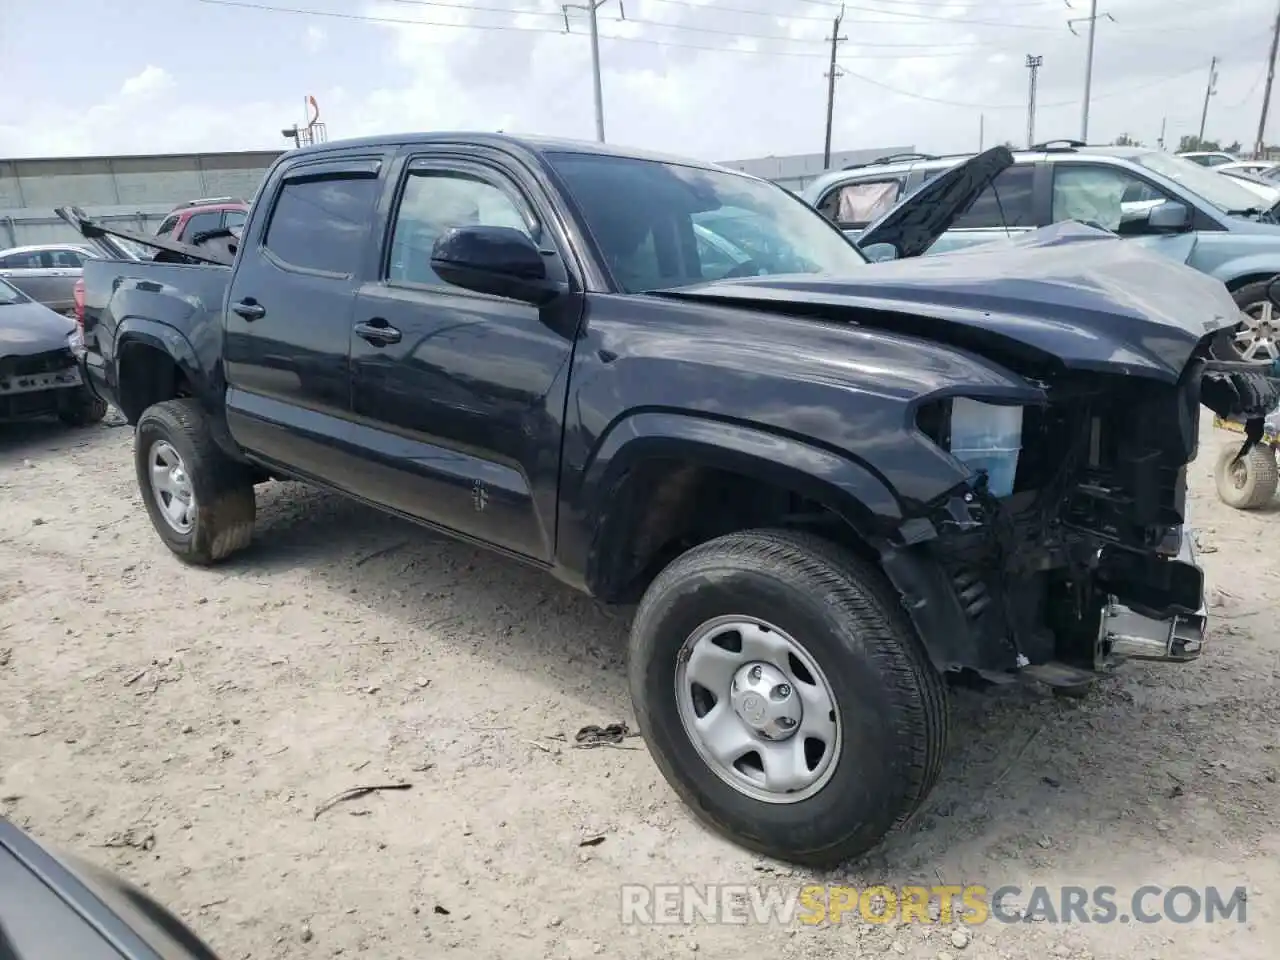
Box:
61;138;1279;866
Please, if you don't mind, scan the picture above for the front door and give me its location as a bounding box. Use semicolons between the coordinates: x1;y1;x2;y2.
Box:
348;153;581;561
1050;162;1199;264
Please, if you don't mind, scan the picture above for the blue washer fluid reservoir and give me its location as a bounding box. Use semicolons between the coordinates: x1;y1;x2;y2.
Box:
948;398;1024;498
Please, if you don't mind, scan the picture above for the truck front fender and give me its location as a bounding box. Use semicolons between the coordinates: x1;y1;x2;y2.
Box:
567;411;904;599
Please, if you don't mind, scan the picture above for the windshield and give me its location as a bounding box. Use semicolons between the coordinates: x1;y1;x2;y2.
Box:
546;152;867;293
1134;151;1270;213
0;278;28;305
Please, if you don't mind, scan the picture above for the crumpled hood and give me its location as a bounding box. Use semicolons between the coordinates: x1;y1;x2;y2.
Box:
0;300;76;356
658;222;1241;383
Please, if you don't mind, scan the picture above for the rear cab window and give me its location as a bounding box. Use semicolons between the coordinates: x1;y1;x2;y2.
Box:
263;165;381;276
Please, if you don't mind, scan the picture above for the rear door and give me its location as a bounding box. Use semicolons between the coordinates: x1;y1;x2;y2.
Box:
0;250;60;308
813;174;909;241
346;149;581;561
928;163;1042;255
176;209;223;243
223;153;388;483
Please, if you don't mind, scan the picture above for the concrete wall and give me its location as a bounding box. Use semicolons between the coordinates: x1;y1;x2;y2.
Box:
0;150;283;247
718;146;917;192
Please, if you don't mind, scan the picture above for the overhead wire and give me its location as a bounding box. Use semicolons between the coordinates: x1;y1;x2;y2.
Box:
194;0;1039;56
391;0;1067;31
835;61;1223;110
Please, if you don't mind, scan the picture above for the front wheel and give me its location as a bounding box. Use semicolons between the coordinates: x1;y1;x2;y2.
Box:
628;528;947;867
1213;282;1280;362
135;399;256;564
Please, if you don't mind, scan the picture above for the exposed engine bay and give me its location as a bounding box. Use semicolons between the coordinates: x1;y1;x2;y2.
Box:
909;341;1280;682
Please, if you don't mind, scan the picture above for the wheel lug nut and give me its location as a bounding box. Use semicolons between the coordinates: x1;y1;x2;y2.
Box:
776;716;796;730
771;683;791;700
749;664;762;682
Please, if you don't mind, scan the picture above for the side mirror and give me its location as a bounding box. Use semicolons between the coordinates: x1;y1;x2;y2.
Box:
430;225;564;305
861;241;899;263
1146;200;1191;232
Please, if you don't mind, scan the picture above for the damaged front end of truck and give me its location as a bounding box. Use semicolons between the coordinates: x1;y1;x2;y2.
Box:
669;148;1280;687
887;350;1276;688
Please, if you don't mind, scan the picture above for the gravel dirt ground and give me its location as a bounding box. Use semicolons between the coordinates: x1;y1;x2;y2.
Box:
1;410;1277;960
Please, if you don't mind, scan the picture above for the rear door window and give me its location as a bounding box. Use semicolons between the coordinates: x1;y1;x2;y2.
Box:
264;171;380;276
950;165;1037;228
0;251;49;269
181;211;223;239
818;179;903;227
49;249;84;268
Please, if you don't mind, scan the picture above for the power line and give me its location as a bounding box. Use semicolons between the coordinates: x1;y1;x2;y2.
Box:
192;0;1038;55
834;61;1207;110
392;0;1066;33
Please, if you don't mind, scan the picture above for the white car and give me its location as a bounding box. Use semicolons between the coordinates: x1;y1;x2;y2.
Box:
1216;160;1280;177
1215;167;1280;206
1177;150;1238;167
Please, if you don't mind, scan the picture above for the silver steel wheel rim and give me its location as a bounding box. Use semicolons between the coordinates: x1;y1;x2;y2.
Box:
675;615;841;804
1237;301;1280;361
147;440;197;534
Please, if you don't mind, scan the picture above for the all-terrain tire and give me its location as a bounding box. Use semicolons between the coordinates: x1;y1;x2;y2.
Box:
135;399;256;564
57;388;108;427
1214;440;1279;509
628;528;947;867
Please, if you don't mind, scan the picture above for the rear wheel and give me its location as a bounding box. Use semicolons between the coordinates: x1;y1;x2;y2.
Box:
628;528;947;867
1214;440;1278;509
135;399;256;564
57;388;107;427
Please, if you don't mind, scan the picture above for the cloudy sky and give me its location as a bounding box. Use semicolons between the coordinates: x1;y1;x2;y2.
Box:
1;0;1277;162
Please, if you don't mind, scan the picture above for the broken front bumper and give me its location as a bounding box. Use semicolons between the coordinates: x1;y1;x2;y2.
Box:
1101;511;1208;663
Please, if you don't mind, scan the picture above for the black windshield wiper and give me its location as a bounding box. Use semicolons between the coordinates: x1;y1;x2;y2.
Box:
1227;207;1263;217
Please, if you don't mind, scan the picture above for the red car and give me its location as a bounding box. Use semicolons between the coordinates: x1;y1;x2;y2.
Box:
154;198;248;244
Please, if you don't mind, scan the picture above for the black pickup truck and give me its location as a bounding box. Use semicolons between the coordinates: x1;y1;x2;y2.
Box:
66;135;1277;866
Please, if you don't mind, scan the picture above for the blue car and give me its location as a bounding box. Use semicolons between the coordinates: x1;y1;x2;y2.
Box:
803;143;1280;362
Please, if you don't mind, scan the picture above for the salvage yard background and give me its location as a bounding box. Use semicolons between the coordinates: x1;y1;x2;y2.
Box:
1;410;1276;960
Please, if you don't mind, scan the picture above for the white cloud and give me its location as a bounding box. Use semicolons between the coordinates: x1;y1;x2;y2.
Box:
303;25;327;54
0;0;1276;160
120;65;173;99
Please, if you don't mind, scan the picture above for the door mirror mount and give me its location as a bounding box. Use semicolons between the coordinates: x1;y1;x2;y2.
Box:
860;242;899;263
430;225;566;306
1146;200;1192;232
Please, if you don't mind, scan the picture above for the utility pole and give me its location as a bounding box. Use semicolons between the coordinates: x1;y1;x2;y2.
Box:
563;1;611;142
1158;115;1167;151
1256;0;1280;158
822;5;847;169
1068;0;1114;143
1198;55;1219;145
1025;55;1043;148
979;114;985;151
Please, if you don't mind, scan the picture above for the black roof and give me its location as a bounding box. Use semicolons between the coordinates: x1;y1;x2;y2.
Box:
284;132;731;173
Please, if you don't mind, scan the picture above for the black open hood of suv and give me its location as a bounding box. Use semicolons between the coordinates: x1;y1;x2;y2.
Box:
856;146;1014;259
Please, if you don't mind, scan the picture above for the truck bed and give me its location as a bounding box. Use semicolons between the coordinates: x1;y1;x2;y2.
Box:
80;256;231;418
